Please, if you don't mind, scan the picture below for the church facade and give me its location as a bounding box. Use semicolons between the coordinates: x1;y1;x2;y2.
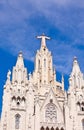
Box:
0;34;84;130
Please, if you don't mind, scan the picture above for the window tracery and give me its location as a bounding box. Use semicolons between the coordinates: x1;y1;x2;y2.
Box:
15;114;20;129
45;102;57;123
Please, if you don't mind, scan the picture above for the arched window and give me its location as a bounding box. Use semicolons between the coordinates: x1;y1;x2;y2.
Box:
41;126;44;130
17;96;20;105
82;119;84;130
51;127;54;130
12;96;16;106
60;128;64;130
46;127;49;130
45;102;57;123
15;114;21;129
22;97;25;102
3;124;7;130
56;127;59;130
12;96;16;101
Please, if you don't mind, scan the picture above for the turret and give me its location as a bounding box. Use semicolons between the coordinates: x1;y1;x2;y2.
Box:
69;57;83;92
72;57;80;75
12;51;28;87
16;51;24;68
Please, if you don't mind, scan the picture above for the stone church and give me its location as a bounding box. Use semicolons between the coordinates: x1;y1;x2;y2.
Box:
0;34;84;130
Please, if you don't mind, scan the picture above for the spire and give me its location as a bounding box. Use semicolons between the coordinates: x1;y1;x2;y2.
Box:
33;34;55;86
16;51;24;68
37;33;50;48
68;57;83;91
72;56;80;74
12;51;28;84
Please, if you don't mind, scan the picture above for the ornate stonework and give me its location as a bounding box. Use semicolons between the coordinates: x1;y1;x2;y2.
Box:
0;34;84;130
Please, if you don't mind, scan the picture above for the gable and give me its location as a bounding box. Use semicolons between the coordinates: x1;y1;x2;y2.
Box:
40;88;64;124
41;88;62;111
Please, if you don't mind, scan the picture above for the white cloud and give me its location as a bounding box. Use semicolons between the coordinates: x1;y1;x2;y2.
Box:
0;0;84;74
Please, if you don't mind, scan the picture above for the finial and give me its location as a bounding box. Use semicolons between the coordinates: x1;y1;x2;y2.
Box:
16;51;24;67
37;34;50;48
74;56;77;61
7;70;11;80
73;56;78;65
18;51;23;57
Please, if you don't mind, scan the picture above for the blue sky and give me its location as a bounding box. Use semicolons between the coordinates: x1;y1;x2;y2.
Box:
0;0;84;115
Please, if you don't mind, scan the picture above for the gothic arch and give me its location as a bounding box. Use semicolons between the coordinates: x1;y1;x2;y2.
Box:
22;96;25;102
51;127;54;130
82;102;84;105
17;96;20;101
45;103;57;123
41;126;44;130
60;127;64;130
12;96;16;100
17;96;21;105
46;127;49;130
56;127;59;130
15;114;21;129
12;96;16;106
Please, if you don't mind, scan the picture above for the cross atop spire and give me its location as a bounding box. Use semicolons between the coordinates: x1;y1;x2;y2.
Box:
37;33;50;48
